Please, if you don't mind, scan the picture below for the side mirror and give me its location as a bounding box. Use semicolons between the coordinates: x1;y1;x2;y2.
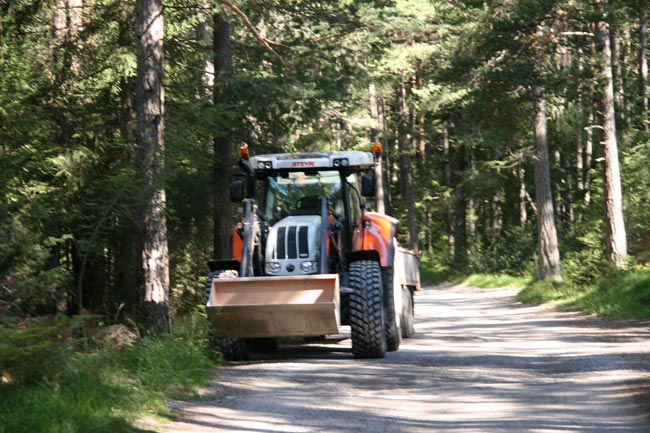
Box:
230;180;244;202
361;173;375;197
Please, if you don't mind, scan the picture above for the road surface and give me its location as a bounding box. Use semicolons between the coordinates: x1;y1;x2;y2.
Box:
155;283;650;433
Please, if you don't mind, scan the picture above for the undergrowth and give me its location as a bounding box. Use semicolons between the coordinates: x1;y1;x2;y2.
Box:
421;250;650;320
0;315;216;433
517;266;650;319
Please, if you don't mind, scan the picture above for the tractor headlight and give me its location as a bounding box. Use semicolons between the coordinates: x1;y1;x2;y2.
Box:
265;262;281;274
300;261;318;273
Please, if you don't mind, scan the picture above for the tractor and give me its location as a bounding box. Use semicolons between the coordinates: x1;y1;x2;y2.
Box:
206;145;420;360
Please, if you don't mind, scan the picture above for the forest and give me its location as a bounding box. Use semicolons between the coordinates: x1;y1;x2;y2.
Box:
1;0;650;329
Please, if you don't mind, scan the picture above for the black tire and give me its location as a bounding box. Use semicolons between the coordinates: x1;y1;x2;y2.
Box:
401;287;415;338
246;337;278;353
349;260;386;359
383;266;401;351
209;333;249;361
206;270;249;361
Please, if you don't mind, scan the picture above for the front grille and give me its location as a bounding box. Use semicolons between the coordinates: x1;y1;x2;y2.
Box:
276;225;310;259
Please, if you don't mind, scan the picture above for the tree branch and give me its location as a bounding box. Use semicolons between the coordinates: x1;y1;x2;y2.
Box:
215;0;292;69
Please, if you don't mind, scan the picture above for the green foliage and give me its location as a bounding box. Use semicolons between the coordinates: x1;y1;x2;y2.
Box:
419;252;453;284
468;226;537;276
0;317;214;433
517;267;650;320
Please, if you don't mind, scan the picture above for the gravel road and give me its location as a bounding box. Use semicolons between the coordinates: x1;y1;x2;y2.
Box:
155;283;650;433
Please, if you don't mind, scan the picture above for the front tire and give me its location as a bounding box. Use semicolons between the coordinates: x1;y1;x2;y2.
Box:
349;260;386;359
206;269;249;361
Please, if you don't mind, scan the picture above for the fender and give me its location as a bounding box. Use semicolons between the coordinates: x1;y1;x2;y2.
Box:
232;224;244;262
352;212;399;267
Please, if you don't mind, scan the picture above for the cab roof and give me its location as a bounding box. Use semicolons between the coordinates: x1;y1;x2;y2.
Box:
249;151;375;173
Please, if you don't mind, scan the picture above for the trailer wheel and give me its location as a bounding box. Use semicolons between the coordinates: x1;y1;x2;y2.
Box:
401;287;415;338
383;266;402;351
349;260;386;359
206;270;249;361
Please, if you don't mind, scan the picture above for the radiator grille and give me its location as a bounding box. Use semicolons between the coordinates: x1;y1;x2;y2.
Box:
275;225;310;259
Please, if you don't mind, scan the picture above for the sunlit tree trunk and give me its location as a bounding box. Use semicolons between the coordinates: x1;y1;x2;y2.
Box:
369;83;385;214
136;0;169;333
533;96;562;281
596;12;628;268
519;166;528;226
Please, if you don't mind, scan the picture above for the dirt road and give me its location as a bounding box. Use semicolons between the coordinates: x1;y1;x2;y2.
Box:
157;284;650;432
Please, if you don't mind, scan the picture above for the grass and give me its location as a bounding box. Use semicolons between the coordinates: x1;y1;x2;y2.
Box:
0;315;217;433
419;253;650;320
518;267;650;320
462;273;532;289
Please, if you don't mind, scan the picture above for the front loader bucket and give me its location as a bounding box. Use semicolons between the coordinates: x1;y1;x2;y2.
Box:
207;274;340;338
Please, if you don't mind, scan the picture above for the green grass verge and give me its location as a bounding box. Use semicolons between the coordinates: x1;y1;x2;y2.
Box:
462;273;531;289
517;267;650;320
420;253;650;321
0;316;216;433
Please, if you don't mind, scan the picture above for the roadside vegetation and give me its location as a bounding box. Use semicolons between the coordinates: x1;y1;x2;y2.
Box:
0;317;214;433
421;253;650;321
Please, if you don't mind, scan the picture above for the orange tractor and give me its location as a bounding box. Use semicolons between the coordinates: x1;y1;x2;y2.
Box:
206;146;420;360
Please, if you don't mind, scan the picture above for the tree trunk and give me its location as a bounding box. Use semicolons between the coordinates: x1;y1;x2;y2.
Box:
610;23;626;126
442;110;454;250
640;8;649;131
212;12;233;260
136;0;169;333
584;95;595;206
396;82;419;249
533;96;562;281
519;166;528;226
451;144;467;270
378;97;392;214
596;15;628;268
369;83;385;214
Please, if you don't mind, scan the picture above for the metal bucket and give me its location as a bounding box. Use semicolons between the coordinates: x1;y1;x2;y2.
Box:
206;274;340;338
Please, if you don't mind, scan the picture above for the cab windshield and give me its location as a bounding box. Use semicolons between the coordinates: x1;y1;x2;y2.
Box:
262;171;359;223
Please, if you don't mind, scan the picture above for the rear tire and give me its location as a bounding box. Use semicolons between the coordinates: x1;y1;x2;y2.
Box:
349;260;386;359
401;287;415;338
206;270;249;361
383;266;402;351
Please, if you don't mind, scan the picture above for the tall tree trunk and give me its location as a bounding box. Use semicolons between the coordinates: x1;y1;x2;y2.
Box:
519;165;528;226
369;83;385;214
136;0;169;333
640;8;649;131
442;110;454;251
415;58;426;165
112;0;139;321
596;14;628;268
379;97;392;214
610;23;626;126
396;81;419;249
212;12;233;260
533;96;562;281
584;96;595;206
451;144;467;269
